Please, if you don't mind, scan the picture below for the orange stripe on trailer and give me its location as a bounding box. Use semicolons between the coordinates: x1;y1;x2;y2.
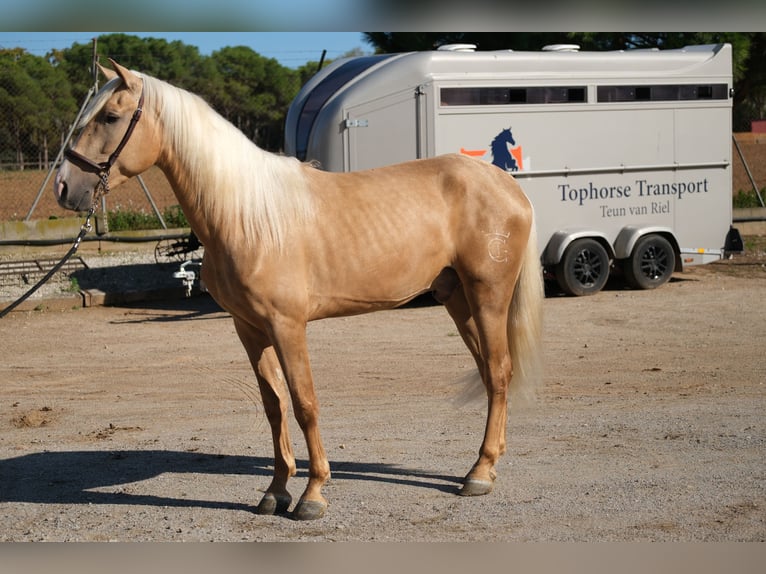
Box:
460;148;486;157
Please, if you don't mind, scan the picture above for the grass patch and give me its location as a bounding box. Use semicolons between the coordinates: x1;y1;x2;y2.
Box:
64;277;80;293
733;189;766;208
104;204;189;231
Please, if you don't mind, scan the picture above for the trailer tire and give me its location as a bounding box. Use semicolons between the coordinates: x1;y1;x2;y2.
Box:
556;238;610;296
623;234;675;290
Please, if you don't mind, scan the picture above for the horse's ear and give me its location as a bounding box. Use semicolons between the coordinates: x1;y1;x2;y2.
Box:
97;61;117;81
107;58;142;93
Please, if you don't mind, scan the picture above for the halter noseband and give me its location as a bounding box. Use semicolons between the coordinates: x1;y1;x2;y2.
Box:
64;87;145;199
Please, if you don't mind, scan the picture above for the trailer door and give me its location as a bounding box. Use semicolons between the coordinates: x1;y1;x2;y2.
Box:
344;89;420;171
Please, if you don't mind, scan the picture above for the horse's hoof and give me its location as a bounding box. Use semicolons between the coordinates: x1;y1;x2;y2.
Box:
256;492;292;515
292;499;327;521
459;478;494;497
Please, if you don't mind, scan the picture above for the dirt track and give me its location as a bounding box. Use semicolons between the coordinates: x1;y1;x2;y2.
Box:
0;257;764;541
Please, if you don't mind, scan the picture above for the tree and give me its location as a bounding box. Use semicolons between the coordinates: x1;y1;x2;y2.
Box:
732;33;766;131
54;35;303;152
208;46;301;150
55;33;209;104
2;34;310;172
0;48;76;170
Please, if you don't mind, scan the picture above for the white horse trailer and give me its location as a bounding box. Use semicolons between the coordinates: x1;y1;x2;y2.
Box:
285;43;743;295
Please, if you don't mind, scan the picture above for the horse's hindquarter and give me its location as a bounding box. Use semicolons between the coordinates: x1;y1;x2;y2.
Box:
302;155;531;319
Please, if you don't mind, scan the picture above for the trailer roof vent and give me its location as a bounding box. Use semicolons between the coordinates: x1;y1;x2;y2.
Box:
542;44;581;52
437;43;477;52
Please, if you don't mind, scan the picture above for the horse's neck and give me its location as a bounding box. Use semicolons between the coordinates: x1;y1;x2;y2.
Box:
148;77;313;254
492;138;510;155
156;140;223;248
153;103;306;254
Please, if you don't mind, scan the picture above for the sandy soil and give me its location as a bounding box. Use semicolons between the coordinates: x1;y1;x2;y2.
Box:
0;255;764;541
0;167;177;222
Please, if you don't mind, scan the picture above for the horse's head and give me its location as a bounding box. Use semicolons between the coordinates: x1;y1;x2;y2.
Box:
54;59;160;211
500;127;515;145
490;127;515;150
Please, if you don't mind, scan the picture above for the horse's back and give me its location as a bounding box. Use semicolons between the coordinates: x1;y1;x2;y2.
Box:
411;154;533;242
307;153;528;212
429;153;528;207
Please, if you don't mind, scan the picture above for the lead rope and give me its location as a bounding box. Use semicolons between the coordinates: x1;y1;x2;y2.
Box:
0;175;108;319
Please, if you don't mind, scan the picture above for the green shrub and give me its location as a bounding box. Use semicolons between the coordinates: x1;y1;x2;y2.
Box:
106;208;158;231
162;205;189;228
733;189;766;208
104;205;188;231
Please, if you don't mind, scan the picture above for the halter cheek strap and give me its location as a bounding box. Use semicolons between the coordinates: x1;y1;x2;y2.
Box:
64;88;145;180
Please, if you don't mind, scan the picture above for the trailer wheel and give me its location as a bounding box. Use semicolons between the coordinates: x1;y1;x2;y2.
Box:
555;238;610;296
624;234;675;290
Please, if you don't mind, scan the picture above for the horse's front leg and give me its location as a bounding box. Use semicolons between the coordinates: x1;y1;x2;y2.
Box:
233;319;296;515
254;346;298;514
270;319;331;520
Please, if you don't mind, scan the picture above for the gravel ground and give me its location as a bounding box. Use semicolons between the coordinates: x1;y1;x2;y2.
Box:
0;242;764;543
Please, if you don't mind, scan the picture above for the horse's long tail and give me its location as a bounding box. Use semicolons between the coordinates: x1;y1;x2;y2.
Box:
507;213;544;402
452;210;544;407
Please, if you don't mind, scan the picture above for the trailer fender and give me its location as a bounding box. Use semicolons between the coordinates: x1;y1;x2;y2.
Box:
614;226;682;271
542;229;614;267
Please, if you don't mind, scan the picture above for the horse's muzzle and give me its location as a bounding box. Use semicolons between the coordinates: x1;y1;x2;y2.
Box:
54;169;92;212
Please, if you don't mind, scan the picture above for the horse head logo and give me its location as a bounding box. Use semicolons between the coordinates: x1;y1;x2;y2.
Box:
490;127;521;172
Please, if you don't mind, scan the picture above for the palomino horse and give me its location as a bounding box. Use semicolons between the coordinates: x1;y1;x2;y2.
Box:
54;60;544;520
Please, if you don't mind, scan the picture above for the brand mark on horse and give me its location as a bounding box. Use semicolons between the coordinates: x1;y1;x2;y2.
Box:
487;231;511;263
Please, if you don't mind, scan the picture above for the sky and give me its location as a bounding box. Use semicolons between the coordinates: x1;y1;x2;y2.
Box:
0;32;373;69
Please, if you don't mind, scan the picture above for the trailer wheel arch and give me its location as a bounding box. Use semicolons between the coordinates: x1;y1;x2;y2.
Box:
544;232;614;296
614;226;682;272
543;229;615;268
555;238;612;296
621;233;679;290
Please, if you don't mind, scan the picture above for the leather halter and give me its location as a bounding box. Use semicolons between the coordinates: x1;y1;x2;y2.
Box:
64;87;145;179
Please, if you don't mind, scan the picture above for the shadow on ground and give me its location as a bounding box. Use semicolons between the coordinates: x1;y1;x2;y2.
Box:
0;449;462;512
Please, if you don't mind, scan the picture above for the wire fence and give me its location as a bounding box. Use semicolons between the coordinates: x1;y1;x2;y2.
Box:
0;102;71;172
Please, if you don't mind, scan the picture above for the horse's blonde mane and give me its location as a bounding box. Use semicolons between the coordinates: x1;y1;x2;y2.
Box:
77;76;124;129
85;70;314;252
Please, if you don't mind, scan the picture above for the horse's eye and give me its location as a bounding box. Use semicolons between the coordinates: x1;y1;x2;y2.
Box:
105;114;120;125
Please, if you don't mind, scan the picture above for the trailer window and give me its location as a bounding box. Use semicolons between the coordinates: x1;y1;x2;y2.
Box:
441;86;587;106
597;84;728;102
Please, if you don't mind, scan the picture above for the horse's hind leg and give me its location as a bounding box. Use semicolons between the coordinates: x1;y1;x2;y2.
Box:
441;284;510;456
444;279;515;497
233;319;296;515
435;269;489;402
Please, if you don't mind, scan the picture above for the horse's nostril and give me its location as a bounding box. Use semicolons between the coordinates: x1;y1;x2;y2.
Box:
58;182;68;205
